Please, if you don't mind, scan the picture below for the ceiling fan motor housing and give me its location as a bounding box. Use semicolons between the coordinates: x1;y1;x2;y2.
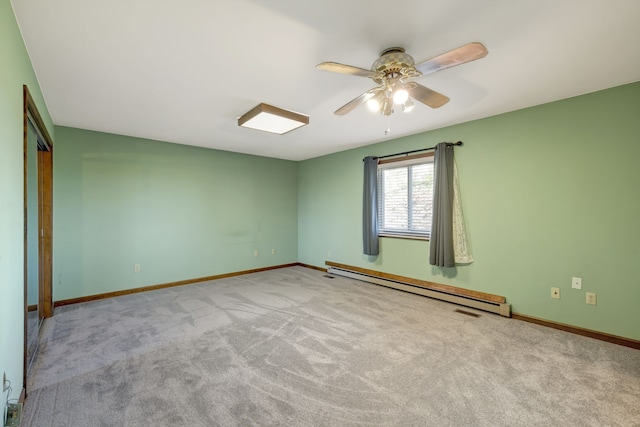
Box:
372;47;420;85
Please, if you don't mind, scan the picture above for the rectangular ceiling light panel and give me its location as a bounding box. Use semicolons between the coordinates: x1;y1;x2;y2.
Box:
238;103;309;135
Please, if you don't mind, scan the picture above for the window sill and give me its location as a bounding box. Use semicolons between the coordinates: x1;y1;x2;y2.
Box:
378;233;430;241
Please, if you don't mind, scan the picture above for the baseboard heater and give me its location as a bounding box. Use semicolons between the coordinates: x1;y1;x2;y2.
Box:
326;261;511;317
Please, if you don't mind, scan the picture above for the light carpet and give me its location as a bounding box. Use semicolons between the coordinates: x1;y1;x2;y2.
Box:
23;266;640;426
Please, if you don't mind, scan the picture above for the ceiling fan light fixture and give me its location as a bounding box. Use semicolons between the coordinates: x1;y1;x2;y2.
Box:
238;103;309;135
381;98;394;116
393;88;409;104
367;98;380;112
402;98;415;113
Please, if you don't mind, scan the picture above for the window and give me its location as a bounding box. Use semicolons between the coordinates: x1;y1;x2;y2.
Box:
377;154;434;239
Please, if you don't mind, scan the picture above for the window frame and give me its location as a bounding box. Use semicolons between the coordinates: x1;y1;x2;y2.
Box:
377;152;434;241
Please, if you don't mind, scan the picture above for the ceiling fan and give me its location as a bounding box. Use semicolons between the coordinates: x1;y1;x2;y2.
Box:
317;42;488;116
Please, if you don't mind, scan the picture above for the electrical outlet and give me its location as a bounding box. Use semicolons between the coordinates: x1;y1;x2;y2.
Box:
134;264;140;273
253;250;259;257
5;403;22;426
327;250;331;258
551;287;560;299
586;292;597;305
271;248;276;255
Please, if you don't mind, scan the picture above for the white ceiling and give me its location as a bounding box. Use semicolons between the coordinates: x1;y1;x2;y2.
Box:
11;0;640;161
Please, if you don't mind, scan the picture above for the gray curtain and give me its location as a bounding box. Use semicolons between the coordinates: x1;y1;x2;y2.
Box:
429;143;455;267
363;156;379;256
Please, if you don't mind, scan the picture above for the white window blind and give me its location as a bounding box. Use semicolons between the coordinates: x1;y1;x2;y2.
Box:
377;155;434;238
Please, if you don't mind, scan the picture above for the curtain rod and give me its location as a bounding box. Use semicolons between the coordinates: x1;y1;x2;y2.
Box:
363;141;463;162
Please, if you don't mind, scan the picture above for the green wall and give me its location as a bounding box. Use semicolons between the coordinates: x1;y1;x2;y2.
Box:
298;82;640;341
53;127;298;300
0;0;54;411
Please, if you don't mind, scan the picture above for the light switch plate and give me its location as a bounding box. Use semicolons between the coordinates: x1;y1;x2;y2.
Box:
572;276;582;289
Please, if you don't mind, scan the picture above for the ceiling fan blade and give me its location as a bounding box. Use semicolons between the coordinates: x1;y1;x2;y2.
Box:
334;89;378;115
408;83;450;108
316;62;376;78
415;42;488;76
